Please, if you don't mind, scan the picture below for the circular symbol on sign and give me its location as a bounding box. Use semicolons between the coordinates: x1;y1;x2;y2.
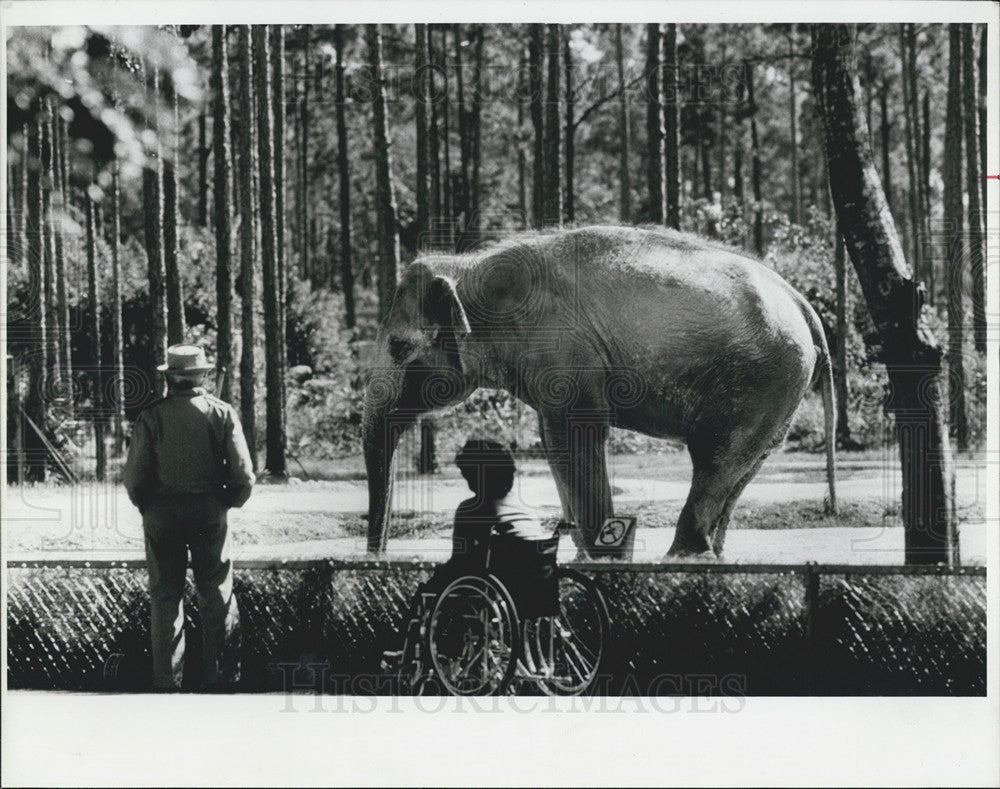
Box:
598;519;627;545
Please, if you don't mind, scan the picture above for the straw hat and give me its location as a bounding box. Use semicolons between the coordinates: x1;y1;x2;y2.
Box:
157;344;214;374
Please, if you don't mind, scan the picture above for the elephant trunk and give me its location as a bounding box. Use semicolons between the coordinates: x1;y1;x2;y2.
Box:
362;370;414;554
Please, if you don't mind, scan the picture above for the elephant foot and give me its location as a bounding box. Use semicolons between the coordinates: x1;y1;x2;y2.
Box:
663;547;719;563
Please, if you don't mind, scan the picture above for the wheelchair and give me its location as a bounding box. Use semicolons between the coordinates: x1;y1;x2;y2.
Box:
384;523;611;696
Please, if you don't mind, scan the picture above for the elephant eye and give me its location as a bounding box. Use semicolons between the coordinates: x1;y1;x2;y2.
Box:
389;337;414;363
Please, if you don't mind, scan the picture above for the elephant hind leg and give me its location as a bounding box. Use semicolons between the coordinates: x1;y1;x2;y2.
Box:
667;443;769;559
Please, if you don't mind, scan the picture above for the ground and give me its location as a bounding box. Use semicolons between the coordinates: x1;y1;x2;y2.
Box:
3;449;989;565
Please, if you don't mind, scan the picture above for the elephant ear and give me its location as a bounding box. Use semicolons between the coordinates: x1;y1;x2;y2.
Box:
425;276;471;339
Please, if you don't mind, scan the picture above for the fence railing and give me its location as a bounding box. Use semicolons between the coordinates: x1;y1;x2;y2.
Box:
6;559;986;695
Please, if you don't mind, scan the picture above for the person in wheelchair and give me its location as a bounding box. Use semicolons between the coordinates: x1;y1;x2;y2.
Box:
426;438;556;605
386;439;558;677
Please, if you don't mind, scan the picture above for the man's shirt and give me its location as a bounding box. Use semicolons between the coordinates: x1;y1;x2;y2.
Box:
450;493;550;567
123;387;255;511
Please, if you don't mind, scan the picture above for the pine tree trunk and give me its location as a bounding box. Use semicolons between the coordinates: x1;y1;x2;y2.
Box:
468;25;485;242
746;60;764;255
543;24;562;227
899;25;921;278
142;62;167;394
85;189;105;480
663;24;680;229
834;224;851;445
367;24;401;323
271;24;287;370
453;24;470;237
788;30;800;225
516;49;528;228
197;111;208;227
879;83;892;212
733;71;745;205
212;25;235;405
237;25;257;469
163;75;185;345
6;131;22;269
41;102;59;396
334;24;356;330
428;29;442;236
254;25;286;476
977;26;987;222
528;25;544;228
415;24;431;246
563;32;575;223
50;104;72;415
25;107;47;481
614;24;631;223
110;162;125;450
961;24;985;354
811;22;957;566
300;33;311;283
645;23;664;224
921;90;933;304
438;27;454;243
943;24;967;451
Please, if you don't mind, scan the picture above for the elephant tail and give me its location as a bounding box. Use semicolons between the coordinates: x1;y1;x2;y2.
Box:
819;347;838;514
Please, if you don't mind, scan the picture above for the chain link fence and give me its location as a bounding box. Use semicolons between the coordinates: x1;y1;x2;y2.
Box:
6;560;985;695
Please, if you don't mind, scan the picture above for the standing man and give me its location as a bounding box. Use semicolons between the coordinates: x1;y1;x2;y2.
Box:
124;344;255;691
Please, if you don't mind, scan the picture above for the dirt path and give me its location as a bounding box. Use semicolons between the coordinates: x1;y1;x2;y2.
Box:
4;452;990;565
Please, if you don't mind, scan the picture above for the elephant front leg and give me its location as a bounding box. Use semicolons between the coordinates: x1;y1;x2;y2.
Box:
540;411;617;559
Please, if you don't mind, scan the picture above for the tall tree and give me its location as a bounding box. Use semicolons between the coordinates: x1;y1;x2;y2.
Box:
962;24;985;355
454;24;470;234
745;60;764;255
563;31;575;223
212;25;234;404
943;24;967;451
833;225;851;445
516;48;528;227
543;24;562;226
163;73;185;345
415;24;432;247
50;102;71;412
878;81;892;211
467;25;486;241
921;90;933;302
25;108;47;480
663;23;680;230
644;23;664;224
428;30;442;234
197;110;208;227
237;25;257;469
85;187;105;480
271;24;287;368
109;162;125;450
334;24;356;330
367;24;401;323
437;26;455;242
787;27;801;225
299;29;311;281
142;61;167;392
977;27;987;223
899;25;921;276
812;23;956;565
528;25;544;228
40;101;58;394
253;25;286;476
614;24;631;222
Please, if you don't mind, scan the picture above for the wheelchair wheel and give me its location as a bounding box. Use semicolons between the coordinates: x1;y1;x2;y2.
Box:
426;574;520;696
522;568;610;696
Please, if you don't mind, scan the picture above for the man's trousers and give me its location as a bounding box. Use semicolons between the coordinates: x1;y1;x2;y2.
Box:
143;493;240;690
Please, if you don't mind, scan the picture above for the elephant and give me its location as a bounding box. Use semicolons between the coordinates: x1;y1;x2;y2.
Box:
363;225;836;559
